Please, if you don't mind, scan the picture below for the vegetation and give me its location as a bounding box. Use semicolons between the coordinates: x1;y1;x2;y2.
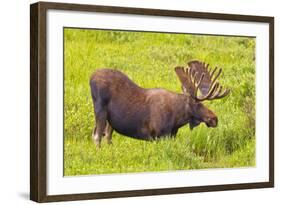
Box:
64;28;256;176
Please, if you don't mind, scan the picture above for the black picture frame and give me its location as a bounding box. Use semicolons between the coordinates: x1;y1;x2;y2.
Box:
30;1;274;202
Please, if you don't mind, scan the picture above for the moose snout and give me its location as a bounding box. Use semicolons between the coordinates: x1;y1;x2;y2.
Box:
205;117;218;128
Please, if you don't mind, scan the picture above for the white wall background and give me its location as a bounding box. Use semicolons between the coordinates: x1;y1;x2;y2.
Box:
0;0;279;204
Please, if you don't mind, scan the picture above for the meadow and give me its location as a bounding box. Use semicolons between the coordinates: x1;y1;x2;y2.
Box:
64;28;256;176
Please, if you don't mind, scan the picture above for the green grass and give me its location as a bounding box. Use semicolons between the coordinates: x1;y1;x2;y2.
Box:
64;28;256;176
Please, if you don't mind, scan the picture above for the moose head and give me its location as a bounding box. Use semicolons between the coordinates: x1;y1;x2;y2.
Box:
175;61;230;130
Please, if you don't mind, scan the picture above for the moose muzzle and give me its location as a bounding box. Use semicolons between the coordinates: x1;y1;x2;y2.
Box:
205;117;218;127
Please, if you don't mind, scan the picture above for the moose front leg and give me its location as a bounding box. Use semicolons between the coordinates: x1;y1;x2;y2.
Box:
170;128;178;138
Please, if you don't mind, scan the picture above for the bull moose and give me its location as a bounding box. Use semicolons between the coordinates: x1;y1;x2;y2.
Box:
90;60;230;147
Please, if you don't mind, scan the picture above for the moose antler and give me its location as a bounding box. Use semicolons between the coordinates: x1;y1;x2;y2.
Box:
175;61;230;101
187;60;230;101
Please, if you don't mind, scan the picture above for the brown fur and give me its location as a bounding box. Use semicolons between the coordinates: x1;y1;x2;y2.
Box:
90;69;218;147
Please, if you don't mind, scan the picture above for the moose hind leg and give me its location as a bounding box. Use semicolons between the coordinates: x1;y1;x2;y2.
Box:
93;103;107;148
92;126;97;142
104;122;113;144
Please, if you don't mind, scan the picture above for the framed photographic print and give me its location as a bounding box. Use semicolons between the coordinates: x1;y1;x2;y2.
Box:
30;1;274;202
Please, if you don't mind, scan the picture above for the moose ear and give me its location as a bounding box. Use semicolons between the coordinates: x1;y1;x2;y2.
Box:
181;85;187;94
175;66;189;90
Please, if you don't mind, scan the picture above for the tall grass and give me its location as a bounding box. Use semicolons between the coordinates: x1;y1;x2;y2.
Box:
64;28;255;176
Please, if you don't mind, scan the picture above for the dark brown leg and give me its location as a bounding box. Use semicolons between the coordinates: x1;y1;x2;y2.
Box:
170;129;178;138
92;102;107;148
92;126;97;142
104;122;113;144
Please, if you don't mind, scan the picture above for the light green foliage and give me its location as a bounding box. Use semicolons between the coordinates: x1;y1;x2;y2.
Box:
64;28;256;176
